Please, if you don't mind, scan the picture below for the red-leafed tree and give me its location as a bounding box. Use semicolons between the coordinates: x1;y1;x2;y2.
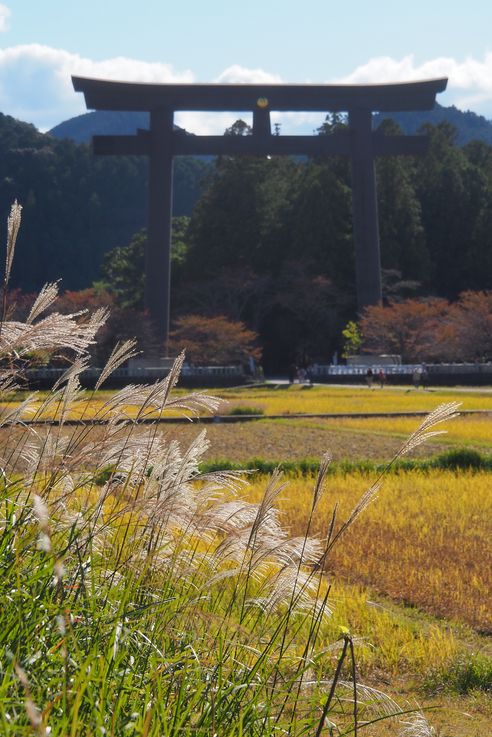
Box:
54;289;159;364
359;291;492;363
359;298;450;362
446;290;492;361
168;315;261;366
8;287;159;365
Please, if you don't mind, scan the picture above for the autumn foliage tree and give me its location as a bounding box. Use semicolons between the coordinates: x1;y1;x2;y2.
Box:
445;290;492;361
359;298;450;362
9;287;159;365
168;315;261;366
359;291;492;363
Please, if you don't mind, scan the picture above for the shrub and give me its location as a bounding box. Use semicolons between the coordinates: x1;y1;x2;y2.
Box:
425;652;492;695
228;405;265;416
435;447;486;470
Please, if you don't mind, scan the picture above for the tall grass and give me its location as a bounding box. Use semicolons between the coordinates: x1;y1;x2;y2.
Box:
0;204;449;736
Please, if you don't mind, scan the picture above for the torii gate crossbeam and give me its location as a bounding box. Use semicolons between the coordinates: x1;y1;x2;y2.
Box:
73;76;447;353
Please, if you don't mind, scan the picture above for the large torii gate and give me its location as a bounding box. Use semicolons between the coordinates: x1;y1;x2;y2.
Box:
73;76;447;350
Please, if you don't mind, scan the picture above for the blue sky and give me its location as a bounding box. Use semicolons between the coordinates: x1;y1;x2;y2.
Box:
1;1;492;133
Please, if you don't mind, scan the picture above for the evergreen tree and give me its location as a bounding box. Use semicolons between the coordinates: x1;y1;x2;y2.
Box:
414;123;488;297
375;119;429;286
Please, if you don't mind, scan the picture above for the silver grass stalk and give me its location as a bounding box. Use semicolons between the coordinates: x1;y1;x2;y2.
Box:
338;681;402;717
394;401;460;459
398;713;435;737
94;338;139;390
26;281;60;324
312;452;331;510
4;200;22;289
0;311;107;356
0;391;38;426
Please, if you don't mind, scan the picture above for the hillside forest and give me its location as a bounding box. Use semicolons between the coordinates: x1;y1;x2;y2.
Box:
2;110;492;370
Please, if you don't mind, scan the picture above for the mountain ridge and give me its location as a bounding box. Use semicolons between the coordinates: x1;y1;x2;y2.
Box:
48;103;492;147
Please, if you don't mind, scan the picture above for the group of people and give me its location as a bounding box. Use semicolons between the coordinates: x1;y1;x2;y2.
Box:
288;364;313;384
366;364;429;389
365;368;387;389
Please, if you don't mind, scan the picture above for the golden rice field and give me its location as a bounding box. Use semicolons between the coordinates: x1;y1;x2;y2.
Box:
307;413;492;451
245;469;492;634
3;383;492;421
216;383;492;415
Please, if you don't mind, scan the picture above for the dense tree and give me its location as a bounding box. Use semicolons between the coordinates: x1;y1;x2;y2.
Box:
414;123;489;297
283;161;354;290
8;286;158;365
98;218;191;309
186;153;299;278
175;266;272;331
445;291;492;361
0;112;207;293
375;120;429;286
5;105;492;368
341;321;362;359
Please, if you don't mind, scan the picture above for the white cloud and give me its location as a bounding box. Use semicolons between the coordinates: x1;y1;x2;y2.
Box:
215;64;283;85
0;3;10;32
0;44;194;130
337;53;492;116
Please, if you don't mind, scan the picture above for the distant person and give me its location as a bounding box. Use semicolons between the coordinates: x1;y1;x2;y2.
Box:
366;367;374;388
377;369;386;389
421;363;429;389
297;366;307;383
412;366;423;389
306;363;314;385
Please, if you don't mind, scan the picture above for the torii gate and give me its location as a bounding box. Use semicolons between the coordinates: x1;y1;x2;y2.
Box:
73;76;447;350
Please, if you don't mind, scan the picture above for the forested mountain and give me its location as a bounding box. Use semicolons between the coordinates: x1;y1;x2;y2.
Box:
375;103;492;146
49;111;150;143
51;104;492;147
0;111;209;291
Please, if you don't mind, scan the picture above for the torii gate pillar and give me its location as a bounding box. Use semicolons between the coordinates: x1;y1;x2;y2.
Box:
350;107;382;309
146;109;174;351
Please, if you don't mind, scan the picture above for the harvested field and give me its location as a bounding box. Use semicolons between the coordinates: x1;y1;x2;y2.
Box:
168;418;451;462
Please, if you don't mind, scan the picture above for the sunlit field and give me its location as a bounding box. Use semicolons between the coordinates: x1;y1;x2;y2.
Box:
215;384;492;416
2;389;491;736
321;413;492;450
244;469;492;633
3;383;492;421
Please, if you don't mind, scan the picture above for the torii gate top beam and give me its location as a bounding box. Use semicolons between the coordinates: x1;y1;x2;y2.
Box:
72;76;447;113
